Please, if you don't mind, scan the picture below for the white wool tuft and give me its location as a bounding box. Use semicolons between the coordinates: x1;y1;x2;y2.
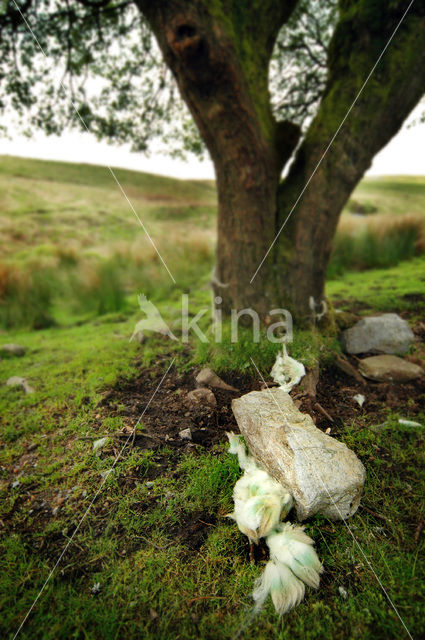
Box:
253;560;305;615
270;344;305;392
227;433;293;543
267;523;323;590
226;433;322;616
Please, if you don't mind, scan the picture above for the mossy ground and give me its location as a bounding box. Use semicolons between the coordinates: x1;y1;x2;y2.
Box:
0;158;424;639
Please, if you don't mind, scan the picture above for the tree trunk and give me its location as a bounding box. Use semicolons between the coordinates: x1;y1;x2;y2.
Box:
138;0;425;323
274;1;425;322
136;0;300;316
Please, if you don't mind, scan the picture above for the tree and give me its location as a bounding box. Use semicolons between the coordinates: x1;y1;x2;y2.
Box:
1;0;425;323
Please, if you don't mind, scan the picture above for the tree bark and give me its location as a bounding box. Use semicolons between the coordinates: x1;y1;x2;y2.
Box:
275;1;425;322
136;0;299;315
138;0;425;323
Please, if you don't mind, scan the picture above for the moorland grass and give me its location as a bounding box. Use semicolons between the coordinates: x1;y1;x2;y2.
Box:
328;214;425;278
2;158;425;330
0;158;424;639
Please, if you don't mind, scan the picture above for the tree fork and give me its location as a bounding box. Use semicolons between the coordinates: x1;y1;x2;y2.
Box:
139;0;425;325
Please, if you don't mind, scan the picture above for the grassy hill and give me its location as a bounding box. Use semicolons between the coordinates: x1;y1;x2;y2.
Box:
0;156;217;328
347;174;425;217
0;157;424;640
1;156;425;330
0;155;216;261
0;155;216;200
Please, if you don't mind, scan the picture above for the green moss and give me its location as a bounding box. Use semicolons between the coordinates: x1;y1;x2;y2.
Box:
1;158;425;639
198;0;278;144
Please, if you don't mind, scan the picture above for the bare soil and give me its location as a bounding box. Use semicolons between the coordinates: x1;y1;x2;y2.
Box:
5;319;425;565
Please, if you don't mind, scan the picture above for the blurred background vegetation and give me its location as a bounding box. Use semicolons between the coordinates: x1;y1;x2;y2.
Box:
1;156;425;330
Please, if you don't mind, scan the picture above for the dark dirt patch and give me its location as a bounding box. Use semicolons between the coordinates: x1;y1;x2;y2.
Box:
170;511;218;551
97;362;262;453
97;328;425;458
296;358;425;436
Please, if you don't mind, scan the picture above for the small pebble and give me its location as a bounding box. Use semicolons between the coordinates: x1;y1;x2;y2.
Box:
353;394;365;408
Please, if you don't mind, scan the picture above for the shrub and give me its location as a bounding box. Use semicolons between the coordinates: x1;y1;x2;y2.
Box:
67;257;127;315
328;214;425;278
0;262;55;329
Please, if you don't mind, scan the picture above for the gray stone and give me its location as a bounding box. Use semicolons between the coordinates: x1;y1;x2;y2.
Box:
341;313;414;355
232;388;366;521
6;376;34;394
1;343;27;357
179;428;192;441
186;388;217;408
358;355;423;382
195;367;238;392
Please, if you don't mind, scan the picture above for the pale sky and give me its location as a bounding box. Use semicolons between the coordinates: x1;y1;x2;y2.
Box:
1;103;424;180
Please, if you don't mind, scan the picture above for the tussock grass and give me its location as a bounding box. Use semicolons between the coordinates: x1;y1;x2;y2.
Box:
328;214;425;278
0;261;55;329
0;156;216;328
345;199;378;215
0;229;214;328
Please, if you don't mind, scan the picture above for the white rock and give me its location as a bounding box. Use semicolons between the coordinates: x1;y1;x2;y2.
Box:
6;376;34;394
341;314;414;355
6;376;26;386
1;343;27;357
179;428;192;441
232;388;366;521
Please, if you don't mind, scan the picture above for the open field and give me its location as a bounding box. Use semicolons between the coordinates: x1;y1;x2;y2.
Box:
1;157;424;639
1;157;425;331
0;156;216;329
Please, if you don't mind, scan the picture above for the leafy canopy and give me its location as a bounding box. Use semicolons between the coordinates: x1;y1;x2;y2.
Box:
0;0;337;157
